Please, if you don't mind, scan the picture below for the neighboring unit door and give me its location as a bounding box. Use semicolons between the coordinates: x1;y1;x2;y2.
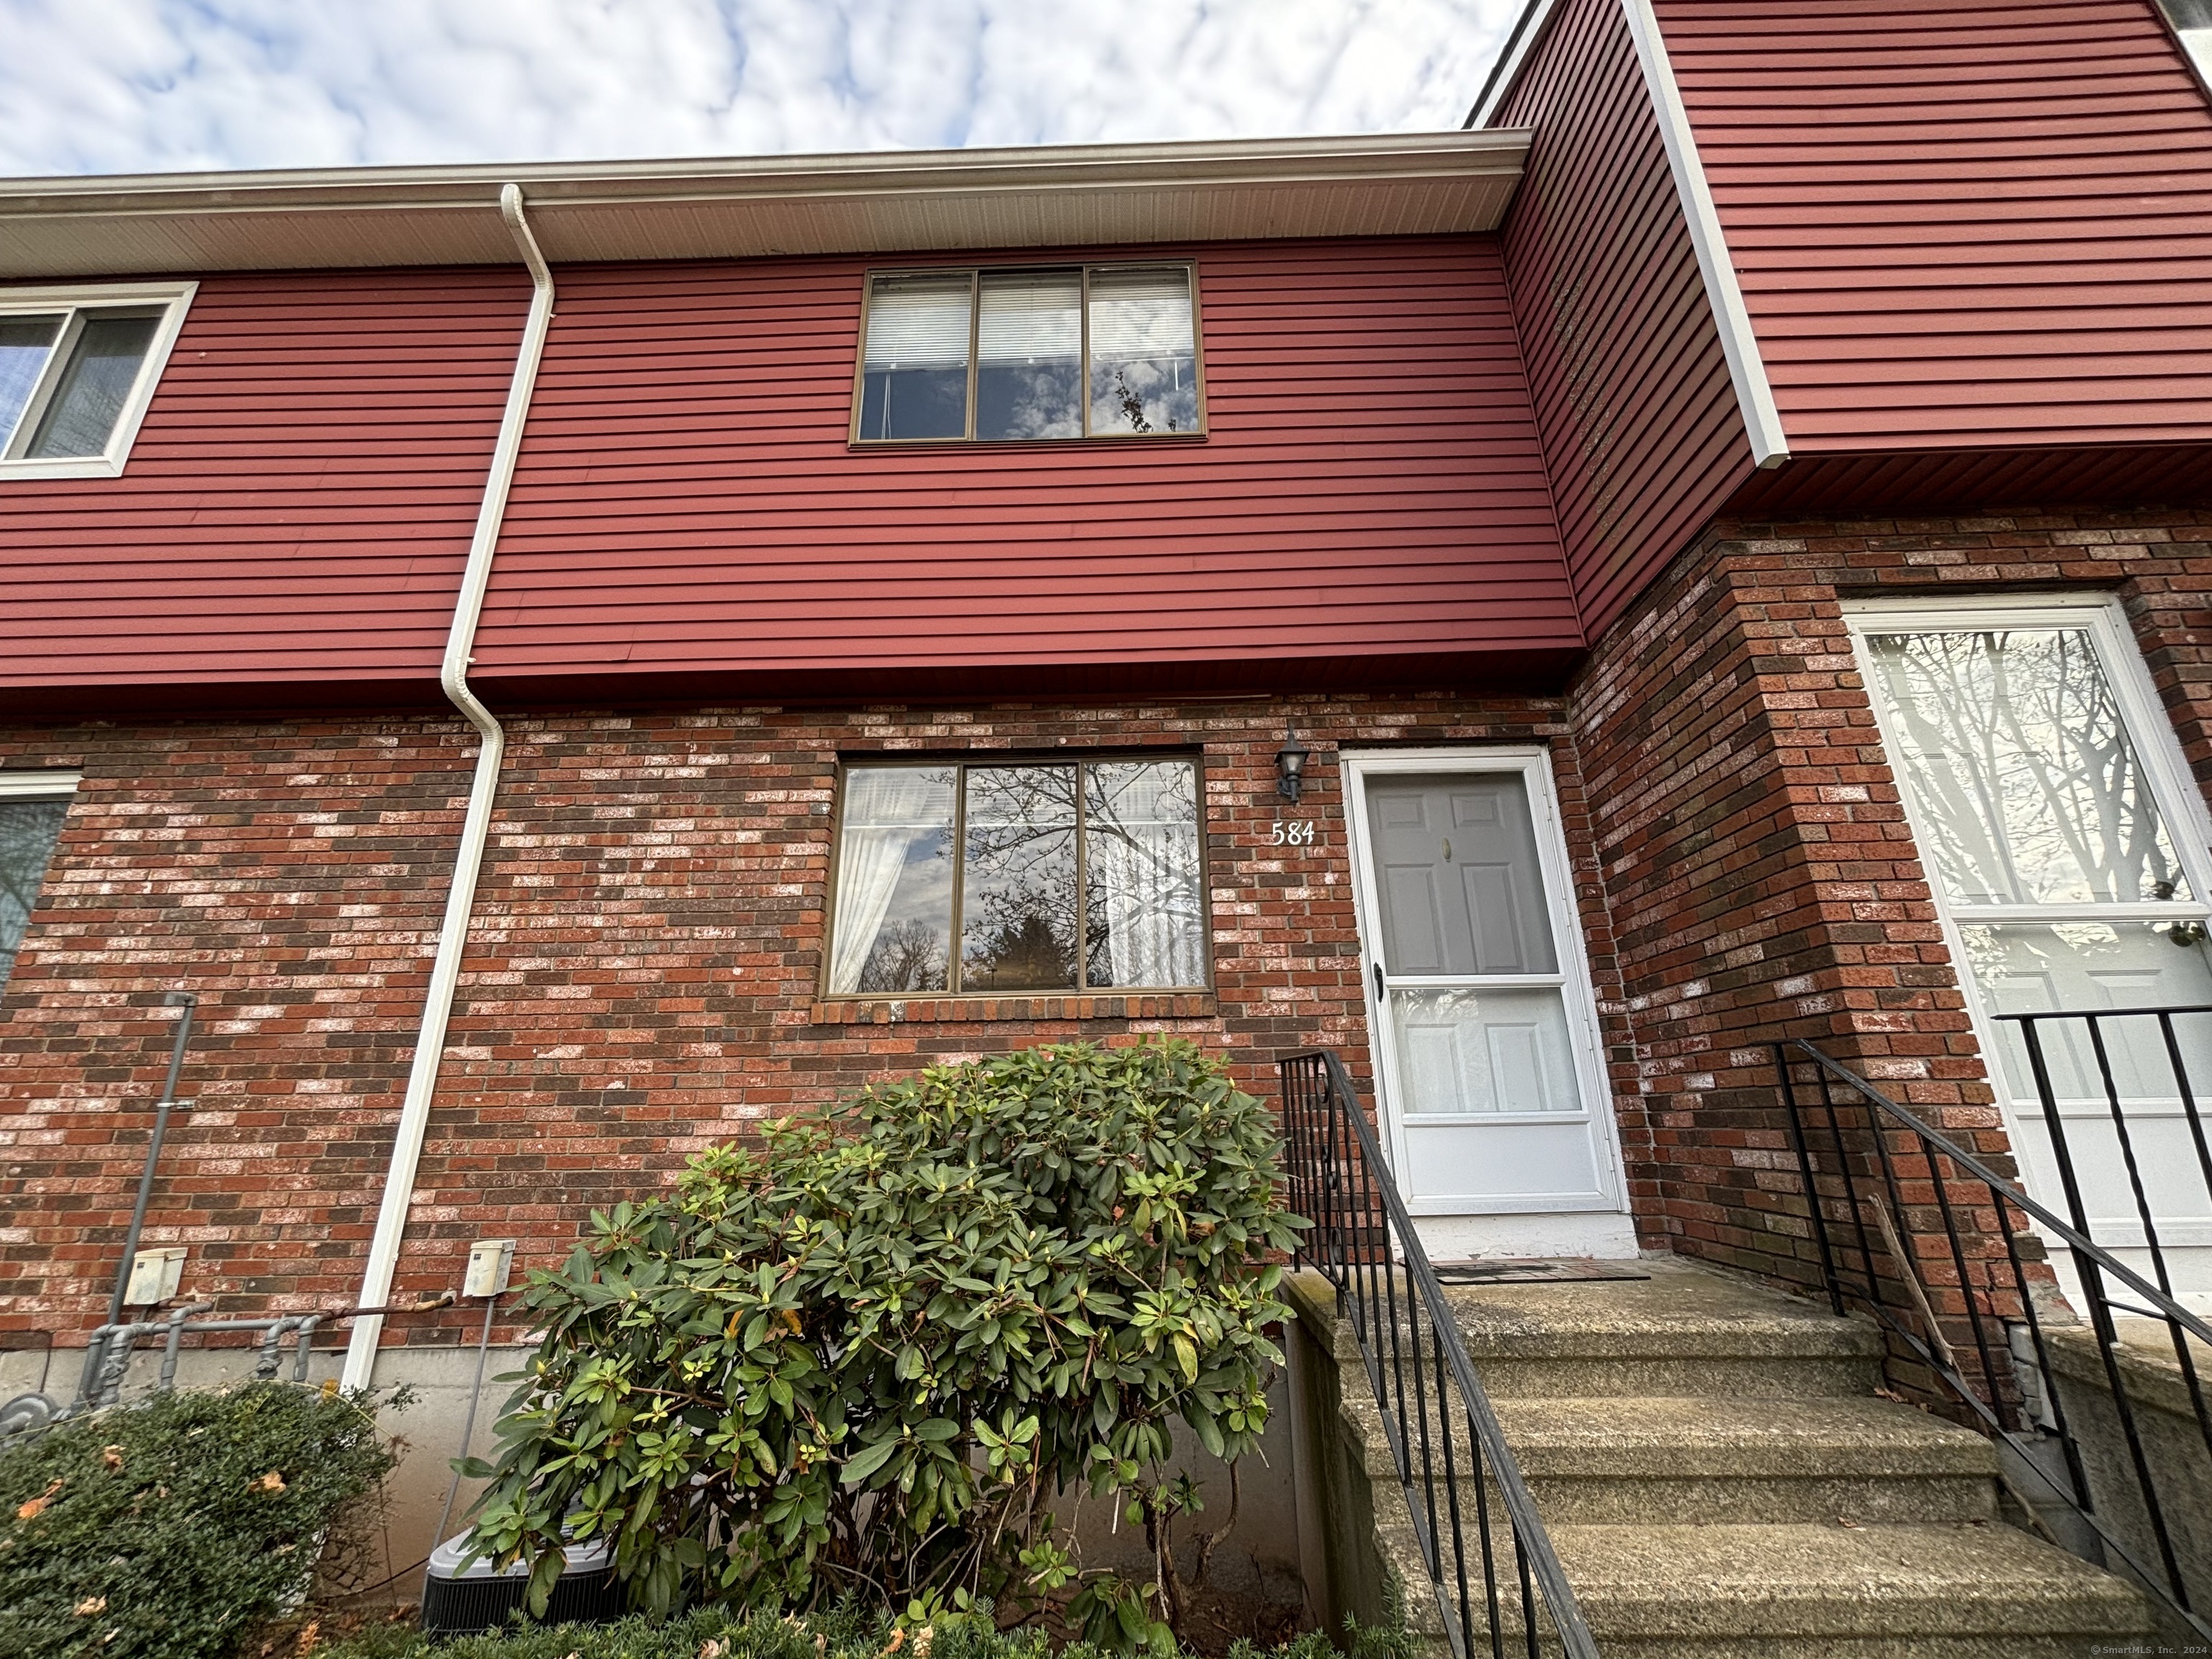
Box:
1848;598;2212;1313
1344;750;1633;1259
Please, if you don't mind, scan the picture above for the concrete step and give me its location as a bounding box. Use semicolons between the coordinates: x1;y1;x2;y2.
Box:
1543;1520;2157;1658
1305;1257;2159;1656
1493;1395;2000;1526
1339;1387;1997;1529
1443;1257;1883;1400
1365;1513;2152;1658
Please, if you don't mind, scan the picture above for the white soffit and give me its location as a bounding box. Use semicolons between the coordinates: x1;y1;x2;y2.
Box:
0;131;1531;278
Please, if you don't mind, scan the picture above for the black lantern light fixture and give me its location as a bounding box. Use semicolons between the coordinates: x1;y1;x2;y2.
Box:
1275;728;1313;803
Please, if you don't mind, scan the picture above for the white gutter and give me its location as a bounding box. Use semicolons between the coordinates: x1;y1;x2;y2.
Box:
341;184;552;1391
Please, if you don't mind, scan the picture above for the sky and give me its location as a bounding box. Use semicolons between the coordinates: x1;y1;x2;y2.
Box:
0;0;1520;179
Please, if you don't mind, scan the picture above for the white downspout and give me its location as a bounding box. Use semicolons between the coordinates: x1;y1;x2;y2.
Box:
342;184;553;1390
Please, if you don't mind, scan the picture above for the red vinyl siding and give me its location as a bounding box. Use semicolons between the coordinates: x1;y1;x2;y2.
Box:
1660;0;2212;451
1493;0;1754;639
0;270;527;696
471;235;1578;696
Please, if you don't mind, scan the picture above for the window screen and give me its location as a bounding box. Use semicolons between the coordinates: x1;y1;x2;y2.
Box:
3;305;166;460
826;758;1208;995
28;312;163;459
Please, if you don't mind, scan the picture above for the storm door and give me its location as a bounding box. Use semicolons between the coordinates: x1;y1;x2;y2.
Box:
1344;749;1632;1258
1848;598;2212;1310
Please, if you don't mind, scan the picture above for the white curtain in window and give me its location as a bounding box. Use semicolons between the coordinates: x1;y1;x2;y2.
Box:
1087;762;1205;988
829;768;954;994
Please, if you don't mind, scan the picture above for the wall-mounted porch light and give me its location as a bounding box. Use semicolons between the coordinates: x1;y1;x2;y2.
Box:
1276;729;1313;803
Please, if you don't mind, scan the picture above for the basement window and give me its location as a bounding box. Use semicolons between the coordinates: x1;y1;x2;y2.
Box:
853;264;1203;444
0;771;77;987
824;757;1210;997
0;283;197;480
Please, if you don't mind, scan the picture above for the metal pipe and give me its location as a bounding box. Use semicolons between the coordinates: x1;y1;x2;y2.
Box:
428;1292;502;1592
342;184;554;1392
104;990;197;1328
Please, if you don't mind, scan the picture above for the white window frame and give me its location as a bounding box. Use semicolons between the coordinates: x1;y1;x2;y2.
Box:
0;770;81;800
0;768;80;985
0;282;197;480
1843;594;2212;1140
1339;745;1624;1213
1843;593;2212;925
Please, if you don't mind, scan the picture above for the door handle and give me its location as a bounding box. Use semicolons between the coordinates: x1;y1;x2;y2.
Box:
1372;961;1386;1001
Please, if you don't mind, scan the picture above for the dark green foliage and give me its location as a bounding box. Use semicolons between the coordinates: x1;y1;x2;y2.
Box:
0;1381;398;1659
467;1040;1303;1629
322;1604;1398;1659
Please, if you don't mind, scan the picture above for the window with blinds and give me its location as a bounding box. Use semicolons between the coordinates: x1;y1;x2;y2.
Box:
854;264;1201;443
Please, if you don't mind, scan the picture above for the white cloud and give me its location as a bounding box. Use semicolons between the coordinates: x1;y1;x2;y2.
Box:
0;0;1519;177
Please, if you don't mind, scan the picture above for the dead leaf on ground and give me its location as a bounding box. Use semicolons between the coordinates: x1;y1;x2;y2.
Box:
100;1445;124;1472
17;1478;64;1521
74;1596;107;1617
251;1469;287;1494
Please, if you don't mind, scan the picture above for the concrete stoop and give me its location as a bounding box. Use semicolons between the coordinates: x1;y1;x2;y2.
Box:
1306;1257;2154;1658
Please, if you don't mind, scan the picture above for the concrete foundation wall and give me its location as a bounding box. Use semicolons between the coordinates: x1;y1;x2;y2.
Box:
2044;1326;2212;1647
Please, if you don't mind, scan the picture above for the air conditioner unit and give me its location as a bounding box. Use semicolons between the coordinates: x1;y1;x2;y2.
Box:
420;1534;621;1636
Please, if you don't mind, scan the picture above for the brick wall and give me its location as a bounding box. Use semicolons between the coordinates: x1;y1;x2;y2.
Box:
1571;503;2212;1298
0;692;1642;1346
11;503;2211;1355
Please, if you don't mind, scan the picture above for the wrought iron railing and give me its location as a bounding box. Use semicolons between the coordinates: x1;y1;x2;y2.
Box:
1280;1050;1598;1659
1774;1038;2212;1639
1996;1004;2212;1316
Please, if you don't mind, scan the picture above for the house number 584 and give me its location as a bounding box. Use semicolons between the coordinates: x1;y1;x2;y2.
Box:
1270;820;1317;846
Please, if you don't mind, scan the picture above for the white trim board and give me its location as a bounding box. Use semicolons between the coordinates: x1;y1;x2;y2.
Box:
1615;0;1788;469
0;770;81;798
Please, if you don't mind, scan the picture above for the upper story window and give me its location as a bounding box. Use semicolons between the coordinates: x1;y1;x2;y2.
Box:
853;264;1202;444
0;282;196;480
825;756;1209;997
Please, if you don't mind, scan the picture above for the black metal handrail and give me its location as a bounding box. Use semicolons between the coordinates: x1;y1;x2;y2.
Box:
1280;1051;1598;1659
1997;1004;2212;1321
1775;1038;2212;1638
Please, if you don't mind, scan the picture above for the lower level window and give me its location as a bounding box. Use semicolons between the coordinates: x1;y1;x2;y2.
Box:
0;773;76;986
827;757;1208;997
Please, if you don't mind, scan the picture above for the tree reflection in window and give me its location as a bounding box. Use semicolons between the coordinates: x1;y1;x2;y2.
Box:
827;758;1207;996
0;797;68;986
961;765;1079;990
1866;628;2190;905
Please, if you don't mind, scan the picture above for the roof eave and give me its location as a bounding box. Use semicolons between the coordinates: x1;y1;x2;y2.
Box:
0;130;1532;277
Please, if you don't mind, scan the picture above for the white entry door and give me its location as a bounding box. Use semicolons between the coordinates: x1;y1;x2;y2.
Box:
1848;597;2212;1313
1344;748;1634;1259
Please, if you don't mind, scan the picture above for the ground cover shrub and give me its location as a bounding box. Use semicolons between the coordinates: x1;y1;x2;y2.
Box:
466;1040;1303;1643
320;1604;1397;1659
0;1380;400;1659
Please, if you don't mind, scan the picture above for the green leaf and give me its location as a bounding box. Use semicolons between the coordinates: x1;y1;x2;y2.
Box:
840;1436;902;1485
